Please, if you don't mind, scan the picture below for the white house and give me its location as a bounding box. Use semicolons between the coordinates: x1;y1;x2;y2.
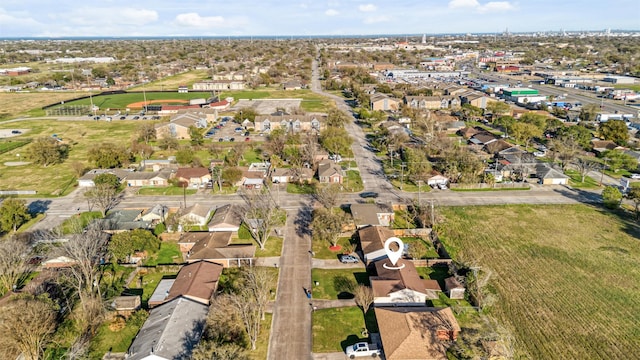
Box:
427;174;449;187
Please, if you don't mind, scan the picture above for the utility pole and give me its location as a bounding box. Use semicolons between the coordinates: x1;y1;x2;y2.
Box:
417;180;423;206
389;145;394;167
400;163;406;191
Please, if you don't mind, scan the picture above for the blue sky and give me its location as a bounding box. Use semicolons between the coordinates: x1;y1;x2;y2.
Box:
0;0;638;37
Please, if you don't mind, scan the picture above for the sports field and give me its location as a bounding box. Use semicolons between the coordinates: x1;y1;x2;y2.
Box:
436;204;640;359
53;92;212;110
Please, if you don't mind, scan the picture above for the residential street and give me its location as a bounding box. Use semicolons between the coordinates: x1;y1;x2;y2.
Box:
267;207;313;360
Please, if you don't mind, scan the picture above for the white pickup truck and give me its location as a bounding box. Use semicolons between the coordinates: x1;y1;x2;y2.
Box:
345;342;381;358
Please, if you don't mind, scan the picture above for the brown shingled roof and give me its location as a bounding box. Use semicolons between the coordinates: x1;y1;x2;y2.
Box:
167;261;223;305
375;307;461;360
358;226;396;254
371;258;429;295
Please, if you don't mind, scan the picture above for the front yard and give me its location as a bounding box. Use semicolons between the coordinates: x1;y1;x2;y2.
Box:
312;306;378;353
311;269;369;300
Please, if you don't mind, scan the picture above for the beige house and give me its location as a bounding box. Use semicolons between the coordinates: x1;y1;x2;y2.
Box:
179;231;256;267
358;226;396;263
316;160;343;184
350;203;394;228
124;170;172;187
370;93;400;111
178;204;213;227
175;167;211;188
405;95;447;110
155;112;208;140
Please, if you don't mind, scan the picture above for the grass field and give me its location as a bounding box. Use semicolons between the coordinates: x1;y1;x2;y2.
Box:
0;119;137;194
129;70;211;91
52;91;213;110
436;204;640;359
0;92;88;120
311;269;369;299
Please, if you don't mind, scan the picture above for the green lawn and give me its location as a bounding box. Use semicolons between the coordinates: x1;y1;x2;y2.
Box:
254;236;283;257
126;270;178;308
16;213;45;233
312;237;355;259
287;182;315;194
401;237;439;259
311;269;369;300
0;139;31;154
312;307;378;353
59;211;102;234
344;170;364;192
392;209;418;229
249;313;273;360
143;242;183;265
565;169;600;188
137;186;198;196
88;310;148;360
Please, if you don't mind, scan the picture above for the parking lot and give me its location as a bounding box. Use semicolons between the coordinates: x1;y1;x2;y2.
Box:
204;117;264;144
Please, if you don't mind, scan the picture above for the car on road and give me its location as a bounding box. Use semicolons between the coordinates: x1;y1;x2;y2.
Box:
631;174;640;179
120;116;126;120
11;130;21;134
360;192;378;198
132;116;140;120
437;183;448;190
245;137;251;141
339;254;359;264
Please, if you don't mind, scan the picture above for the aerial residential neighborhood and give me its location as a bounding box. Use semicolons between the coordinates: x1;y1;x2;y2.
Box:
0;2;639;359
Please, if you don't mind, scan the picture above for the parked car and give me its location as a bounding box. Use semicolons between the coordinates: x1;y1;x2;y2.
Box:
631;174;640;179
245;137;251;141
345;342;380;358
132;116;140;120
437;183;448;190
120;116;126;120
339;254;359;264
11;130;21;134
360;192;378;198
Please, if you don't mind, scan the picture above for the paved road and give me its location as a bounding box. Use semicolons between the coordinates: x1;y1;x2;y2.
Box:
268;207;313;360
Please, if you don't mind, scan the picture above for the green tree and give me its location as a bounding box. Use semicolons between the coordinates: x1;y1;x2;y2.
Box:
627;185;640;220
234;107;258;123
603;150;637;172
556;124;593;149
176;148;195;165
0;199;31;233
485;101;511;120
88;143;132;168
602;186;622;209
519;112;548;132
93;173;120;188
494;115;516;134
108;229;159;262
511;122;543;149
311;208;343;247
579;104;599;122
222;167;243;187
319;126;352;156
189;125;204;146
598;120;629;145
26;137;69;167
326;108;350;127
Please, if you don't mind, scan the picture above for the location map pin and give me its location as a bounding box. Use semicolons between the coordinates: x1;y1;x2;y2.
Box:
384;237;404;266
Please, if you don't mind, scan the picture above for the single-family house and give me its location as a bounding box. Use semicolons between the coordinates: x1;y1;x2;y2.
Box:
370;93;400;111
162;260;223;305
444;121;466;134
270;167;314;184
42;256;78;269
317;160;344;184
98;210;152;233
460;91;494;109
591;139;623;155
444;277;466;300
179;232;256;267
283;80;303;90
126;296;208;360
350;203;395;228
77;169;131;187
357;225;396;263
207;204;241;232
469;132;498;147
375;306;461;360
370;258;440;306
178;204;213;227
536;164;570;185
124;170;172;187
140;204;169;224
175;167;211;188
427;174;449;187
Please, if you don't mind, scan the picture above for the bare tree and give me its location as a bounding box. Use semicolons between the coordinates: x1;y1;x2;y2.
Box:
244;267;275;321
58;223;109;333
228;291;262;350
353;284;374;315
0;295;58;360
237;188;281;250
314;183;341;209
84;183;121;217
301;133;320;164
0;237;33;295
572;156;599;183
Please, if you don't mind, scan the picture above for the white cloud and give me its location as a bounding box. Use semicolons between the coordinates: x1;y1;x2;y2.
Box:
358;4;377;12
478;1;515;13
448;0;479;9
448;0;514;13
174;13;226;28
363;15;390;24
68;7;158;26
325;9;339;16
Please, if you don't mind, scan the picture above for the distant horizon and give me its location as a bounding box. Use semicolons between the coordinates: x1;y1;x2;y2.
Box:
1;0;638;38
2;29;639;42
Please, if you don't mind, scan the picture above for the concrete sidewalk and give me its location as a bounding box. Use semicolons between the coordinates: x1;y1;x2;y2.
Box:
312;258;365;269
311;299;357;310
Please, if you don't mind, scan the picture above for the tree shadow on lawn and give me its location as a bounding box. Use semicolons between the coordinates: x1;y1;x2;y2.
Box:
340;335;367;353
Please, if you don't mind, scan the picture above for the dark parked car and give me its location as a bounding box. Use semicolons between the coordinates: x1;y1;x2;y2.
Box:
339;254;359;264
360;192;378;198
